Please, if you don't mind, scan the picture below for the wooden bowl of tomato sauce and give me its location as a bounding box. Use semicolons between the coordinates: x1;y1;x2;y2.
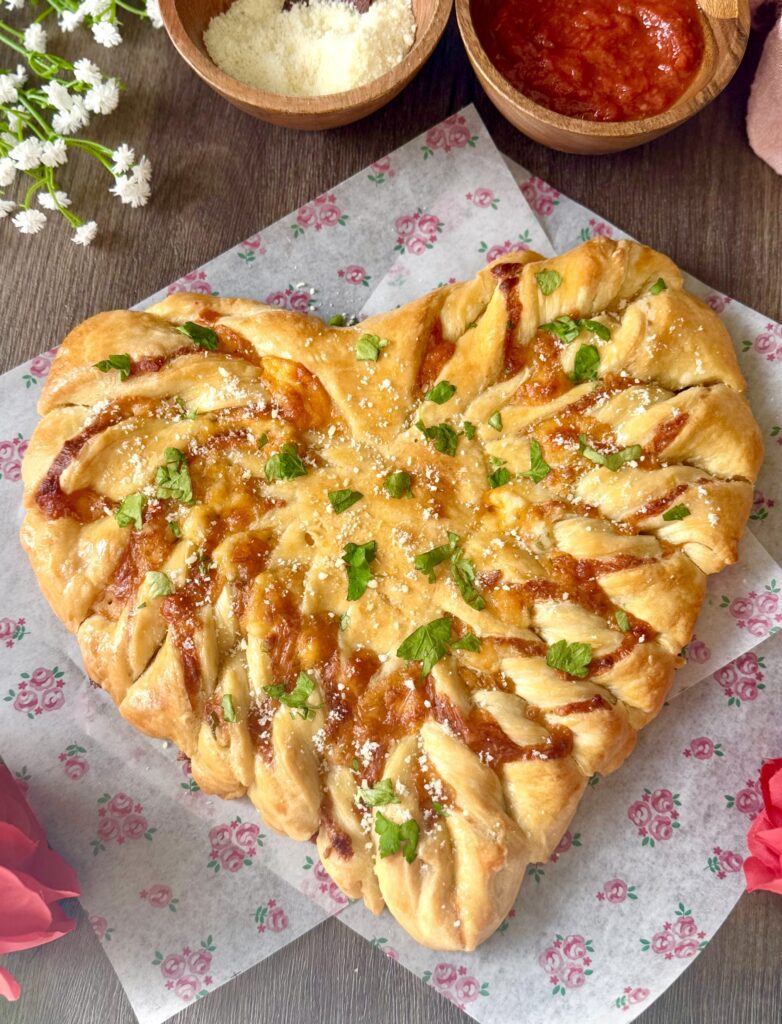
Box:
457;0;750;154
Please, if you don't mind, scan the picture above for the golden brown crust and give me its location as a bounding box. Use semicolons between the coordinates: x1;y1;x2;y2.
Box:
20;239;763;950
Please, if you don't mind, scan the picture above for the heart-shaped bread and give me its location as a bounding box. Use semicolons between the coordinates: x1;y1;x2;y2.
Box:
20;239;762;949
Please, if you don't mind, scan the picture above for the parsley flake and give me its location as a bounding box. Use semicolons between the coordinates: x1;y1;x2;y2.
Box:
177;321;219;350
340;611;350;631
175;396;198;420
415;420;460;457
265;443;307;481
580;318;611;341
488;456;511;489
258;433;269;448
375;812;419;863
615;609;630;632
426;380;456;405
384;471;412;499
342;540;377;601
115;492;146;530
356;333;389;361
463;421;476;440
264;672;323;720
415;533;485;610
662;504;691;521
169;520;182;539
397;615;481;677
155;447;194;504
540;315;580;344
535;269;562;295
358;779;399;807
221;693;237;722
94;353;131;381
650;278;667;295
520;439;551;483
488;410;503;432
327;314;347;326
432;801;449;817
572;344;600;383
579;435;643;472
328;489;363;514
145;571;172;599
415;533;459;582
546;639;592;679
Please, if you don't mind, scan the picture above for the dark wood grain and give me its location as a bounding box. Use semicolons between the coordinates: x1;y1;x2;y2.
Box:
1;11;780;1024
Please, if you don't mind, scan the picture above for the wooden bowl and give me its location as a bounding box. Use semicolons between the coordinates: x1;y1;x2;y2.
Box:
159;0;453;130
456;0;750;154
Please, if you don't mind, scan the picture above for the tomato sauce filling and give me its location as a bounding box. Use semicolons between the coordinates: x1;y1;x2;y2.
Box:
475;0;705;122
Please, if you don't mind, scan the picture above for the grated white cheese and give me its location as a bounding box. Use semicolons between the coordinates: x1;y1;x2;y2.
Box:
204;0;416;98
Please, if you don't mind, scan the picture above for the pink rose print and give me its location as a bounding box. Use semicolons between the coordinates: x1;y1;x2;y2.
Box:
337;264;371;287
4;666;65;719
641;901;708;960
423;962;490;1008
421;114;478;158
725;778;764;818
496;907;516;934
368;156;395;185
466;187;499;209
580;218;614;241
706;293;732;314
742;321;782;361
301;854;349;908
721;582;782;639
683;736;724;759
0;615;27;649
627;788;681;847
166;269;218;296
393;208;443;256
58;743;89;780
596;878;638;903
713;650;766;707
520;175;560;216
614;987;651;1011
22;347;58;388
265;284;318;312
91;791;156;854
370;937;399;958
751;489;775;522
153;936;215;1002
254;898;289;934
0;434;28;482
685;636;710;664
292;193;348;237
707;846;744;880
238;232;266;263
537;933;595;997
478;231;533;263
550;830;582;863
179;756;200;794
207;816;264;872
89;916;114;942
140;884;178;911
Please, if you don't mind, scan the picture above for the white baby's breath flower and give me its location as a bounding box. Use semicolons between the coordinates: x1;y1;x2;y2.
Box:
73;58;103;86
9;65;27;87
42;81;73;112
0;157;15;187
81;0;110;14
92;20;122;47
111;143;135;174
0;199;16;219
52;99;90;134
133;154;152;184
22;24;47;53
6;109;24;133
84;79;120;115
0;76;19;105
72;220;98;246
40;139;68;168
146;0;163;28
4;0;25;10
60;9;85;31
12;208;47;234
9;138;44;171
110;173;151;208
38;190;71;211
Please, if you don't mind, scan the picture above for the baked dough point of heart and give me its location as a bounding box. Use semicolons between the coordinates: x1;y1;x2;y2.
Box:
20;239;763;950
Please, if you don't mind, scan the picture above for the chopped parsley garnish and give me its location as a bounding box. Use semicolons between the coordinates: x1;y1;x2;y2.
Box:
264;442;306;481
221;693;237;722
463;421;476;440
580;318;611;341
328;489;363;514
520;439;551;483
175;396;198;420
466;320;477;330
351;757;360;772
415;420;460;457
375;812;419;863
177;321;219;350
432;802;449;817
327;314;347;326
572;344;600;383
264;671;323;720
342;540;377;601
94;353;131;381
415;532;459;582
546;639;592;679
155;447;194;504
426;380;456;405
662;504;691;521
258;433;269;448
384;471;412;499
145;571;172;599
535;269;562;295
415;533;485;610
115;492;146;530
168;520;182;539
579;435;643;472
488;456;511;489
197;548;213;575
540;315;580;344
615;609;630;632
488;410;503;432
650;278;667;295
357;778;399;807
356;333;389;361
340;611;350;631
397;615;481;677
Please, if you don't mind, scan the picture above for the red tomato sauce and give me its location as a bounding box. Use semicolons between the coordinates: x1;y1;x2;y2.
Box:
476;0;705;122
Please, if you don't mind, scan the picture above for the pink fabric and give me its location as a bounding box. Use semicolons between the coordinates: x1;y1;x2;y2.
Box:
747;1;782;174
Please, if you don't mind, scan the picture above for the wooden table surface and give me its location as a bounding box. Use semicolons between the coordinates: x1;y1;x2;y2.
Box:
3;11;781;1024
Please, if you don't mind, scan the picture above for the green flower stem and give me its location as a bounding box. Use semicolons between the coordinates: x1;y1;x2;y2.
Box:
43;166;81;226
15;94;53;138
62;137;115;174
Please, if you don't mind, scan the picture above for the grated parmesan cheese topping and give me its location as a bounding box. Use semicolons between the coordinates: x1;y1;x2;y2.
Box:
203;0;417;98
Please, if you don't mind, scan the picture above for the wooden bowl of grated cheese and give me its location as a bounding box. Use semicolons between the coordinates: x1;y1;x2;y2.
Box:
159;0;453;130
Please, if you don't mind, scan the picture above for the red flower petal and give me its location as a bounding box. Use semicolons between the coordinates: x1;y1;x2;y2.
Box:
0;964;21;1002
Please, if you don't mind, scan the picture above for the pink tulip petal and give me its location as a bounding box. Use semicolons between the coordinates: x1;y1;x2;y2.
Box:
0;965;21;1001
